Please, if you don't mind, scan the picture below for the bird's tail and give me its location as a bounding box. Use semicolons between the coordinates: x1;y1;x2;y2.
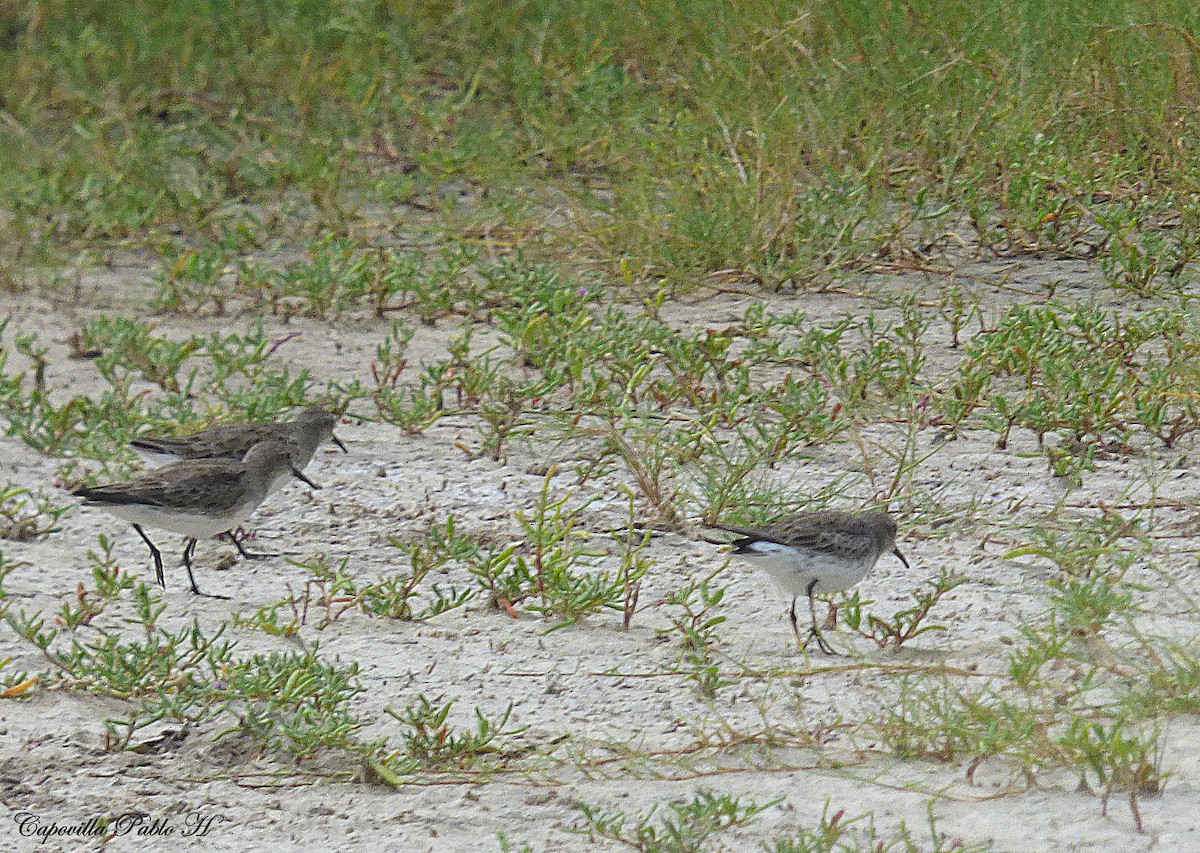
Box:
72;485;145;505
129;437;179;455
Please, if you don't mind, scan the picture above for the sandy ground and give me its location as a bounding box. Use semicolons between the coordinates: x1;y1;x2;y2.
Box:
2;255;1200;852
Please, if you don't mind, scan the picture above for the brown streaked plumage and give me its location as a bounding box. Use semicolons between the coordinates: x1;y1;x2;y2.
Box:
715;510;909;654
73;441;320;597
131;407;347;486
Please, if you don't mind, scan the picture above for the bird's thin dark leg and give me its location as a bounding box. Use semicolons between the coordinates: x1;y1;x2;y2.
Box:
132;524;165;589
788;596;805;648
182;537;230;600
222;530;278;560
806;579;836;655
181;537;197;567
182;538;200;594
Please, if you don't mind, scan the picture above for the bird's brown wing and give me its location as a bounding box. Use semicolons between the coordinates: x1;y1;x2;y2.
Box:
129;434;194;456
716;514;877;562
131;422;276;459
75;459;247;511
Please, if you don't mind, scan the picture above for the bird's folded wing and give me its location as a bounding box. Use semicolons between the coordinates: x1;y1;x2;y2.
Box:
78;464;247;511
716;522;874;561
129;435;188;454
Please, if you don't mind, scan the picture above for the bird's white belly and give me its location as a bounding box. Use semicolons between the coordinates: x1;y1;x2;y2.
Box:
734;541;872;595
99;503;249;538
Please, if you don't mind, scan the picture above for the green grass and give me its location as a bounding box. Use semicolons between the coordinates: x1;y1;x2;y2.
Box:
5;2;1200;288
4;555;529;778
570;794;989;853
0;482;68;540
5;1;1200;846
0;315;353;475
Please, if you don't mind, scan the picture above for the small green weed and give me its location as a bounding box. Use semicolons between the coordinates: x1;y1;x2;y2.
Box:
839;570;966;650
660;569;731;698
0;483;69;541
574;789;780;851
385;695;522;771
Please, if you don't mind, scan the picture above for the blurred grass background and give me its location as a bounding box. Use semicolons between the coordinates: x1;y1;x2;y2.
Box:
2;0;1199;286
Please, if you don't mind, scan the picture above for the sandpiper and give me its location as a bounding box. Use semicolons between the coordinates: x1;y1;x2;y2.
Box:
716;510;909;654
73;441;319;597
131;407;348;487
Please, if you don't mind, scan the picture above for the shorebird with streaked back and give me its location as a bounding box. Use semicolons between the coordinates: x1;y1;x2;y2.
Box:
131;407;347;488
715;510;909;654
73;441;319;598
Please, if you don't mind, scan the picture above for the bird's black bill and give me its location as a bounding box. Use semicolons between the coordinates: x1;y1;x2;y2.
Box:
291;467;322;489
331;432;348;453
893;547;910;569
